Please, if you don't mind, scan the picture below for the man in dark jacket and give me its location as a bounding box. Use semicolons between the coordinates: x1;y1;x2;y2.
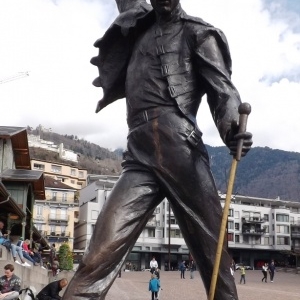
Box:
62;0;252;299
0;264;21;300
37;278;68;300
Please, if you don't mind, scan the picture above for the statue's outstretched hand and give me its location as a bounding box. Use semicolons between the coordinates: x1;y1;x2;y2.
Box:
225;120;253;157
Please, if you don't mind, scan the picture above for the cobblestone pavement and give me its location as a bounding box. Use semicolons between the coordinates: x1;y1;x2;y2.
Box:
105;270;300;300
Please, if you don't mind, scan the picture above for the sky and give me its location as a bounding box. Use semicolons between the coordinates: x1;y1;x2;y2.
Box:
1;0;300;152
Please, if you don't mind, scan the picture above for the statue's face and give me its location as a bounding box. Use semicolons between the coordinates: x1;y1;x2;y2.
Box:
150;0;180;15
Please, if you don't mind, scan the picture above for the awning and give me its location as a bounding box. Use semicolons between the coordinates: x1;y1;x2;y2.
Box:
1;169;45;199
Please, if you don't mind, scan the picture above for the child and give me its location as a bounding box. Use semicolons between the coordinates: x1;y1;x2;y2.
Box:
149;274;160;300
240;265;246;284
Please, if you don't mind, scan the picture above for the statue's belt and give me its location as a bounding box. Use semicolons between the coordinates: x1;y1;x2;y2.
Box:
128;107;202;147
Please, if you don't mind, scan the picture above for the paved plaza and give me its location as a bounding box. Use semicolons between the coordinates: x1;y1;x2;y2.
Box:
104;270;300;300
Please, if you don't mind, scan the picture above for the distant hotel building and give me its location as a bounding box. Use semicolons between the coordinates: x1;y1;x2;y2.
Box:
74;175;300;270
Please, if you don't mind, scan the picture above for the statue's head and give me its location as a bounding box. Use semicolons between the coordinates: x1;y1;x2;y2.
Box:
150;0;180;15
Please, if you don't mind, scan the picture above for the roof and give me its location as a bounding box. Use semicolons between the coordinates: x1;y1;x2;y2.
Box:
1;169;45;199
0;126;31;169
44;176;76;190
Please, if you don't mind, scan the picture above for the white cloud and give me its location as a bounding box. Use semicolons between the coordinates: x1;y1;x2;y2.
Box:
1;0;300;152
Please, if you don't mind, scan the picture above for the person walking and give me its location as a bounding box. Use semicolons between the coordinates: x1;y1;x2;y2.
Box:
150;257;158;274
62;0;252;299
179;261;186;279
149;274;160;300
269;261;276;283
261;263;268;283
239;265;246;284
190;260;196;279
0;264;21;300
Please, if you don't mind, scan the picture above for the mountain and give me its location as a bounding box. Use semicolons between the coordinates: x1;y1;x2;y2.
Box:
28;128;300;202
207;145;300;202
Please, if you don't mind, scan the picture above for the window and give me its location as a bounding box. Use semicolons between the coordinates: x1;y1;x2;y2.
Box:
71;169;76;176
234;211;240;219
228;209;234;217
156;220;161;227
36;205;43;216
52;192;57;200
276;214;289;222
264;237;269;245
264;214;269;221
33;163;45;170
235;235;240;243
235;223;240;230
264;225;269;233
169;229;182;238
276;225;289;234
228;221;234;230
154;207;160;214
79;171;84;178
227;233;234;241
51;165;62;173
57;177;66;182
148;229;155;237
272;213;274;220
277;237;290;245
62;193;67;202
71;180;75;184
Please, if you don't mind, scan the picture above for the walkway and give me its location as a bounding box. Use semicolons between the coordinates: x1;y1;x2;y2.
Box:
104;270;300;300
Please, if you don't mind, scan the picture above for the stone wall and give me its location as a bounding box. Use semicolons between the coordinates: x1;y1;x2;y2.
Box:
0;245;75;296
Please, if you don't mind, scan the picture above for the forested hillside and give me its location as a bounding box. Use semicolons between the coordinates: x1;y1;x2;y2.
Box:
28;128;300;202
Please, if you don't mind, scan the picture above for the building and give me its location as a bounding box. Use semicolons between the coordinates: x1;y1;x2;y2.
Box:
74;175;300;270
33;176;79;250
31;159;87;190
0;126;48;247
225;194;300;269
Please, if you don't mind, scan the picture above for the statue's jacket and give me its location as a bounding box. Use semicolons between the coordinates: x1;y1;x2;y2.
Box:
91;1;242;143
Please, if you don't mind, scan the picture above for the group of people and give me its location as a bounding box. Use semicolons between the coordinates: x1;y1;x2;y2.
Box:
0;220;46;269
261;261;276;283
0;263;68;300
149;258;161;300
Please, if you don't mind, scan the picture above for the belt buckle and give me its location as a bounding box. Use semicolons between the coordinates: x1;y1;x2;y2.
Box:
187;130;200;147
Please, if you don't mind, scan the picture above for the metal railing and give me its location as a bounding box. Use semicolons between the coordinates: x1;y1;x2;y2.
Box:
48;214;69;221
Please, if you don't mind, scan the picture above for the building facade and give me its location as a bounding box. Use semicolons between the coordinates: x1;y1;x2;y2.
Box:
74;175;300;270
33;176;79;250
31;159;87;190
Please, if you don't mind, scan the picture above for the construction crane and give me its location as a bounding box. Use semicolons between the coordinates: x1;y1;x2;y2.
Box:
0;71;29;84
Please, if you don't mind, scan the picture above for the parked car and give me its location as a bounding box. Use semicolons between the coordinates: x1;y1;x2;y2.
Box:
235;263;253;270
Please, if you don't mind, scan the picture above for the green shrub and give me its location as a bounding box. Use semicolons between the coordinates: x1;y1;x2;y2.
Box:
58;243;73;270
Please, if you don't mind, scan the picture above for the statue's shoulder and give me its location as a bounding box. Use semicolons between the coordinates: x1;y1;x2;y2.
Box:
181;13;213;28
181;12;228;44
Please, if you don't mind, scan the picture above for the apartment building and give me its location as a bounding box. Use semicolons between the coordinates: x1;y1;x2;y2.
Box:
32;159;87;250
33;176;79;249
31;159;87;190
74;175;300;270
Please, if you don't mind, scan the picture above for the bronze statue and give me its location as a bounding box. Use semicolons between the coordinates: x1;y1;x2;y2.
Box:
63;0;252;299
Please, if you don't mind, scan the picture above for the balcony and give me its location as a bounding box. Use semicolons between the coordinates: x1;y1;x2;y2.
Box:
291;221;300;227
242;217;266;224
48;214;69;222
145;221;156;228
242;226;266;236
45;196;79;205
291;232;300;239
47;231;70;237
